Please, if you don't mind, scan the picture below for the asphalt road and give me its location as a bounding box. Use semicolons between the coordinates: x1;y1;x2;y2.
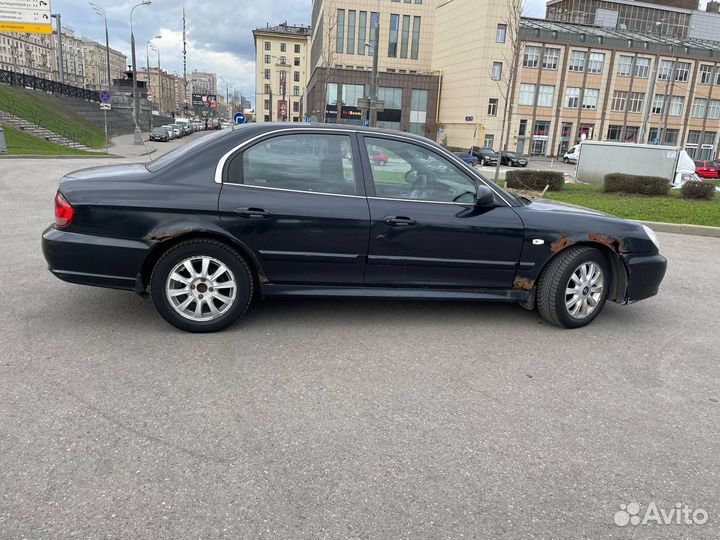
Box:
1;152;719;539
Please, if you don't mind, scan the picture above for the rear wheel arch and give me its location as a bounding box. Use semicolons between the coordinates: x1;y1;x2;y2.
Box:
140;231;264;295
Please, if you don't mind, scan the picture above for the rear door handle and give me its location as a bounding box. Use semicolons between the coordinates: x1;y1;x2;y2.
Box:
235;207;271;218
383;215;416;227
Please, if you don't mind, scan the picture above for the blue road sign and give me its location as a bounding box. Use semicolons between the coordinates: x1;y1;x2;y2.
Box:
652;138;660;145
363;119;370;127
233;112;246;125
465;116;474;122
100;90;111;104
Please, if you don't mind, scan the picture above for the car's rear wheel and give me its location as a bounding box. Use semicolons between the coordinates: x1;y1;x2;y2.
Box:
150;239;253;333
537;246;610;329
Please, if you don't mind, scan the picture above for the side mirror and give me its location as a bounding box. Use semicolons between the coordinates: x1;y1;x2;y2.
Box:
475;185;496;207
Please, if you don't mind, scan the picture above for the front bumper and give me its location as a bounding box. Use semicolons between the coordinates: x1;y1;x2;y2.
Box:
622;252;667;302
42;226;149;292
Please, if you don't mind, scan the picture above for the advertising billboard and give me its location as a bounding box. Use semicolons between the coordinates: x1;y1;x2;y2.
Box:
0;0;53;34
192;94;217;108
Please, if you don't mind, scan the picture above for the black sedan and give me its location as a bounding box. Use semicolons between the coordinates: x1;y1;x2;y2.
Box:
500;151;528;167
42;124;667;333
469;146;499;166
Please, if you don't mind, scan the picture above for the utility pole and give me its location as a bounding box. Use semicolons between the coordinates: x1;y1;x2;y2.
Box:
51;13;65;84
90;4;112;89
369;22;380;127
146;35;160;132
639;21;663;144
130;1;151;144
183;5;188;114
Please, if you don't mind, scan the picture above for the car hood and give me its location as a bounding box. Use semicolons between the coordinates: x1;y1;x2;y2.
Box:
522;198;609;218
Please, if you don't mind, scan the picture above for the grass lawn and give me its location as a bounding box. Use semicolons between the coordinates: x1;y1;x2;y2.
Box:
541;183;720;227
0;85;105;148
1;125;101;157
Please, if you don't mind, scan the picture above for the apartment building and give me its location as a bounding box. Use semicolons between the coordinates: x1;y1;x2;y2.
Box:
136;68;181;115
253;22;312;122
187;70;218;99
82;39;127;91
0;32;54;79
305;0;439;134
51;27;86;87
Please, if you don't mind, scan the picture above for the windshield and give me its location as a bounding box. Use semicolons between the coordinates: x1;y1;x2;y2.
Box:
146;129;231;172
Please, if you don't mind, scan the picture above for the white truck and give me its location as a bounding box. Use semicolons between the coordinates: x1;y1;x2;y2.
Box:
574;141;699;186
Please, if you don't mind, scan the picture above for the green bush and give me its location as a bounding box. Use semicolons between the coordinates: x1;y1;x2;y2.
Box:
680;180;716;200
603;173;671;196
505;170;565;192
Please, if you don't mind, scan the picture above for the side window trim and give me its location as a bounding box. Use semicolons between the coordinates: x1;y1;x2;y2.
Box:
222;131;366;197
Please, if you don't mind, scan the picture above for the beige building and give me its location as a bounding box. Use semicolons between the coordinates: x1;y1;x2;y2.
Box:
253;22;312;122
51;27;86;87
136;68;181;115
0;32;55;79
82;39;127;91
187;70;218;101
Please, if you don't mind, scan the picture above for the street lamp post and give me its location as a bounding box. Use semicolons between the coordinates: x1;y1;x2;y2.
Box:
89;3;111;90
130;0;151;144
151;44;161;114
146;34;161;132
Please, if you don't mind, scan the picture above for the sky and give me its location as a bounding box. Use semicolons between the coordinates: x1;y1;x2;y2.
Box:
52;0;678;104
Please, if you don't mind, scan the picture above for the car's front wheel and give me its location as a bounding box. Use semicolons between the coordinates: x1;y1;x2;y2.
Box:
150;239;254;332
537;246;610;329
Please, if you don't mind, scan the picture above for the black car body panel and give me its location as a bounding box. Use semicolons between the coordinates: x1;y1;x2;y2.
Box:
41;124;666;312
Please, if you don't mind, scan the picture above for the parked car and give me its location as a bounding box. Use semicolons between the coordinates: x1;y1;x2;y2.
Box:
453;152;479;167
149;127;170;142
563;145;580;163
694;160;718;179
499;151;528;167
372;150;389;165
161;125;176;140
42;124;666;333
172;124;183;138
469;146;499;166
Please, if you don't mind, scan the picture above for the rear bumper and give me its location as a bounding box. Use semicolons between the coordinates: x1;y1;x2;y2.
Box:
622;252;667;302
42;226;149;292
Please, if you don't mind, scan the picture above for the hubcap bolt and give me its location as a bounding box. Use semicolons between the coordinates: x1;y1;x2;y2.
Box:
198;294;204;299
209;287;214;292
191;285;195;290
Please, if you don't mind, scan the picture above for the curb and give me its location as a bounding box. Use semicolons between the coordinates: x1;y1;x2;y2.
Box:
637;220;720;238
0;154;121;159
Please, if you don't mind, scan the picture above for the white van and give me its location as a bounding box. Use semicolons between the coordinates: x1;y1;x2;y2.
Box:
563;145;580;164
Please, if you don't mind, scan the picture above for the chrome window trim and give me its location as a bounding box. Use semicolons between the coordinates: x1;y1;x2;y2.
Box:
214;126;513;207
367;196;477;207
222;182;365;199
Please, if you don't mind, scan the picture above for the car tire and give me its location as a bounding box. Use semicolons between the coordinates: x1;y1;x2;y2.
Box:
480;158;485;166
563;157;569;164
150;239;254;333
536;246;610;329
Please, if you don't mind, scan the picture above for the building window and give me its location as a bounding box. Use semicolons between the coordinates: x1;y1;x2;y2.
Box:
264;83;271;94
692;98;707;118
634;57;650;78
388;14;399;57
699;64;713;84
336;9;345;53
399;14;410;58
293;85;300;96
709;100;720;119
611;90;627;112
294;57;300;66
628;92;645;113
358;11;367;55
496;24;507;43
607;125;623;141
492;61;502;80
582;88;599;110
669;96;684;116
568;50;585;72
264;99;270;110
658;59;673;80
411;16;421;60
651;95;665;114
484;134;495;149
674;62;690;82
624;126;639;142
264;41;271;51
264;69;271;80
537;85;555;107
280;43;286;53
564;87;580;108
409;89;428;135
369;12;380;56
293;102;300;113
523;46;540;68
519;83;535;105
543;48;559;70
294;44;301;54
294;71;300;82
617;55;633;76
264;54;271;64
488;98;498;116
587;52;604;73
347;10;356;54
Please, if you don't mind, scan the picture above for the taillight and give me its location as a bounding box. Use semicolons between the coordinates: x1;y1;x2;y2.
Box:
54;192;74;228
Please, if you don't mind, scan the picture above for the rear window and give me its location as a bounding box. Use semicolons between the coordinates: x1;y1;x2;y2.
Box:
694;161;704;167
146;129;230;172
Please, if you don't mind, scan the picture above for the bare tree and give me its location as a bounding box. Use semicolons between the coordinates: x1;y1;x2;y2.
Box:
493;0;525;183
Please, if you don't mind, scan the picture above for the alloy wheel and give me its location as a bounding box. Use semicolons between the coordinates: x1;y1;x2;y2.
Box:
165;256;237;322
565;262;604;320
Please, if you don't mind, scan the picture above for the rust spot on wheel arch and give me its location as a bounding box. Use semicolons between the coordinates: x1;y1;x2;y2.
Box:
550;236;575;253
588;233;624;253
513;277;535;291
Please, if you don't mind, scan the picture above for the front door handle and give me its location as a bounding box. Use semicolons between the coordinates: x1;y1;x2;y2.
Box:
235;207;271;218
383;215;416;227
